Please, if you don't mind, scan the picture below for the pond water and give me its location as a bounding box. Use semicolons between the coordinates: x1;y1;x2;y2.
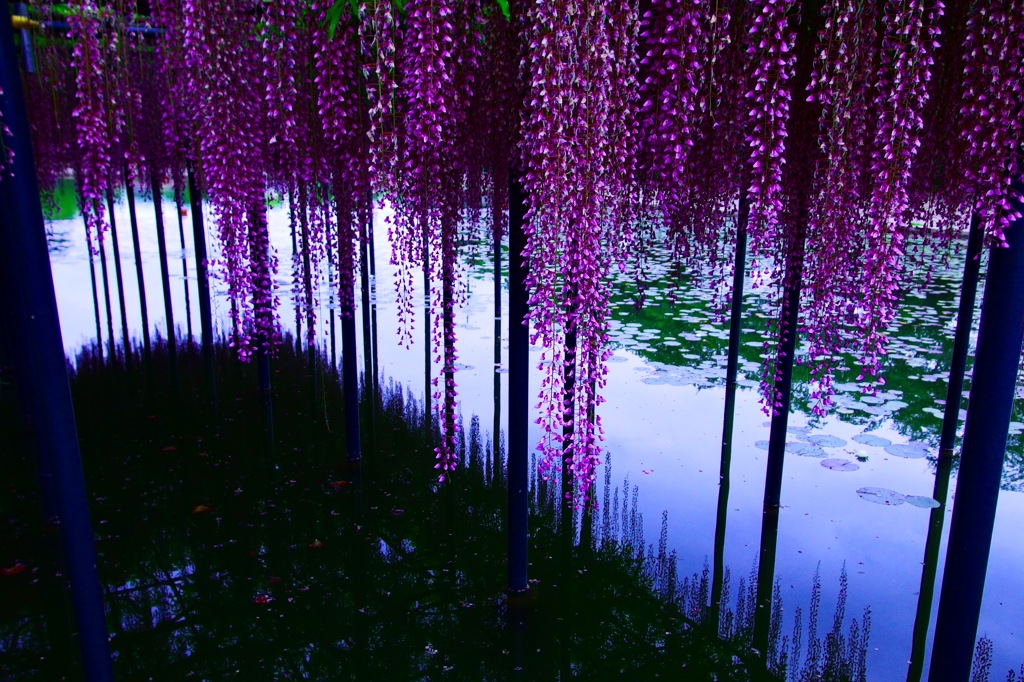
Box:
42;185;1024;678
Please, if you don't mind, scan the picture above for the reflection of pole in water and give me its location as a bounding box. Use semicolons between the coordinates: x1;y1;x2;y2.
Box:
930;209;1024;680
0;13;115;674
125;165;151;361
105;188;132;369
906;214;983;682
754;214;806;655
714;193;749;635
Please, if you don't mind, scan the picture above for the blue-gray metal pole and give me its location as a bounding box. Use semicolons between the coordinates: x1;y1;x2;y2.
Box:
338;197;361;464
713;191;749;634
150;169;178;379
508;173;529;595
0;4;114;677
105;188;132;368
125;164;152;360
754;212;807;654
929;204;1024;681
907;213;983;682
187;162;217;421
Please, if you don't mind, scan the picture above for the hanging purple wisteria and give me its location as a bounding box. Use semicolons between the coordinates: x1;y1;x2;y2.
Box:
11;0;1024;486
520;0;637;499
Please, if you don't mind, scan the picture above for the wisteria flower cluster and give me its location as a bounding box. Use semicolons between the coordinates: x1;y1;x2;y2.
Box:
12;0;1024;484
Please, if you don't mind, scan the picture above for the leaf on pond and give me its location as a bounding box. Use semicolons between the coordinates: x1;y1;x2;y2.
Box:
786;442;828;458
755;440;770;451
308;539;324;549
192;504;212;515
822;458;859;472
253;594;273;605
1;563;27;577
788;426;812;437
851;433;891;447
905;495;941;509
329;480;351;489
884;443;929;459
807;434;847;448
856;487;907;506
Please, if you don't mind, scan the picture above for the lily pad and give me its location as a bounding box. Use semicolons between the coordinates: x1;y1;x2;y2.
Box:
822;458;859;472
905;495;941;509
856;487;907;506
807;434;847;448
852;433;891;447
787;426;812;437
755;440;770;451
884;443;929;459
786;442;828;458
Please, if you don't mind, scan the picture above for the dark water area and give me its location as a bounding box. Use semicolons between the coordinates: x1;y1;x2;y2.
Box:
1;340;867;680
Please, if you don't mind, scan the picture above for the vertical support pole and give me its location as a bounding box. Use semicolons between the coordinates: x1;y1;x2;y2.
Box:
86;229;105;361
338;194;361;464
125;164;151;361
713;192;749;634
441;214;458;465
97;220;116;361
907;213;983;681
360;192;376;457
423;215;432;439
150;169;177;378
493;187;503;486
105;188;132;369
562;312;577;538
187;162;217;421
0;5;114;676
298;184;319;406
754;215;807;654
508;173;530;595
929;207;1024;680
173;180;193;344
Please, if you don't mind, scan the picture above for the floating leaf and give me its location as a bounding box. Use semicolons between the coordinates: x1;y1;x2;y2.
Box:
786;442;828;458
755;440;770;450
192;504;212;515
884;443;929;459
856;487;907;506
852;433;891;447
807;434;847;448
822;458;859;472
0;563;27;577
905;495;941;509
